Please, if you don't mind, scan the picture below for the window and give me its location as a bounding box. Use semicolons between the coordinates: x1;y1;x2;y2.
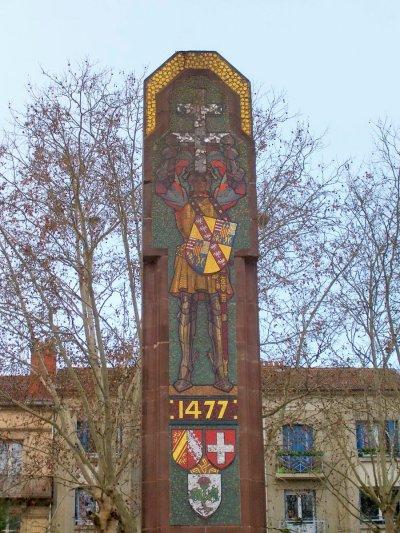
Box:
279;425;320;473
0;442;22;477
77;420;95;454
356;420;399;456
283;425;314;452
75;489;97;526
356;421;378;452
1;515;21;533
386;420;399;454
360;491;382;523
359;489;400;524
0;501;21;532
77;421;123;456
285;490;315;523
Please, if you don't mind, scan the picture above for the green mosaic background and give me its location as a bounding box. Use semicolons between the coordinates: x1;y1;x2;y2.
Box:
152;76;251;387
169;427;241;525
151;75;250;525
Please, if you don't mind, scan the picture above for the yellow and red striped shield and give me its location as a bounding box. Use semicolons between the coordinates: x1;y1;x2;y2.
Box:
171;429;203;471
185;216;237;275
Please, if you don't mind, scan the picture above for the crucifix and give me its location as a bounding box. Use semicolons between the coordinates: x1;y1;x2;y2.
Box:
173;88;228;173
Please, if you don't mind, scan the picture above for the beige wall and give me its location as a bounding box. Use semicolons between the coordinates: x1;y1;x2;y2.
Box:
263;392;398;532
0;406;52;532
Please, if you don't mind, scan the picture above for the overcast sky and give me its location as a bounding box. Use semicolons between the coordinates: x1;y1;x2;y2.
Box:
1;0;399;162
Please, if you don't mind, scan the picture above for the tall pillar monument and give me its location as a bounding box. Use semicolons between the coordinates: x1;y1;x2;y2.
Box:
142;51;265;531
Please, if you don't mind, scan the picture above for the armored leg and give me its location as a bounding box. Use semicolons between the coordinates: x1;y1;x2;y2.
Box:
208;293;233;392
174;293;197;392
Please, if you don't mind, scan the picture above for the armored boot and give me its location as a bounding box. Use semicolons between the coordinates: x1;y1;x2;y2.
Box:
174;294;197;392
208;293;233;392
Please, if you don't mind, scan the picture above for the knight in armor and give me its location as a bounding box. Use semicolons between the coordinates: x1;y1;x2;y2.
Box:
155;134;246;392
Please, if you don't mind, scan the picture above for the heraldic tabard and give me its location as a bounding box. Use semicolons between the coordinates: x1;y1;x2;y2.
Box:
142;51;266;531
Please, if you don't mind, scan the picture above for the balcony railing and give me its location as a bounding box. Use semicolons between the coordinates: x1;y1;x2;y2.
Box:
276;450;324;475
0;475;52;498
280;519;325;532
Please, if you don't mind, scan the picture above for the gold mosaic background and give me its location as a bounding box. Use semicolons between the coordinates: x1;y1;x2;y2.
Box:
145;51;252;136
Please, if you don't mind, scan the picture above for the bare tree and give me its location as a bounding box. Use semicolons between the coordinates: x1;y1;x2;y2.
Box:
321;120;400;531
255;91;351;367
334;121;400;368
262;121;400;532
320;379;400;533
0;61;143;532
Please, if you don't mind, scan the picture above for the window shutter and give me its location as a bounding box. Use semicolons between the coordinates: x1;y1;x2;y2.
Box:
0;442;7;473
304;426;314;450
294;425;313;452
301;491;315;520
9;443;22;475
386;420;398;454
356;422;365;450
282;425;292;450
291;426;300;451
77;420;90;452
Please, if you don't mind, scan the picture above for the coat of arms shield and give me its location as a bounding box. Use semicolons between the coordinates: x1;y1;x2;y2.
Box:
187;456;221;518
205;429;236;470
171;429;203;471
188;472;221;518
185;215;237;275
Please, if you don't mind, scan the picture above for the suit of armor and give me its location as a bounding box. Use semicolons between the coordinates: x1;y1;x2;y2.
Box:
155;135;246;392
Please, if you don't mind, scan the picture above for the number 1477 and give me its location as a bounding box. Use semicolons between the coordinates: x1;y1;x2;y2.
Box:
181;400;227;419
170;398;238;421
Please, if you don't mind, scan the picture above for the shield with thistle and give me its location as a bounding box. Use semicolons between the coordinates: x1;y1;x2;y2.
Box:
188;457;221;518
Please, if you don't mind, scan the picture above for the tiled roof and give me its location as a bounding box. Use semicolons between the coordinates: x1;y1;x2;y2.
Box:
262;364;400;393
55;366;133;398
0;375;32;402
0;364;399;404
0;366;135;403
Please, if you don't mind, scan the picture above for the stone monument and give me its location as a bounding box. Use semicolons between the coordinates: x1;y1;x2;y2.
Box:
142;51;265;530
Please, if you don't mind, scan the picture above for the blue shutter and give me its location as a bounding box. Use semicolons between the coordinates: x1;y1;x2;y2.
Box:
386;420;398;454
356;422;365;450
294;425;313;452
283;425;314;451
77;420;90;451
293;426;304;452
304;426;313;451
282;425;292;450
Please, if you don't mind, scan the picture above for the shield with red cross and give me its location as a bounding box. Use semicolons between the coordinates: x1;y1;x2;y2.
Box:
205;429;236;470
185;215;237;275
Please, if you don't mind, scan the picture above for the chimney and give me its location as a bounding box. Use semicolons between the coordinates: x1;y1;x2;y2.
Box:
31;340;56;376
28;340;56;399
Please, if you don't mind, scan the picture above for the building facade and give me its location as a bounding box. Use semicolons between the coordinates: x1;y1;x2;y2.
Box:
263;365;400;532
0;349;136;533
0;362;399;532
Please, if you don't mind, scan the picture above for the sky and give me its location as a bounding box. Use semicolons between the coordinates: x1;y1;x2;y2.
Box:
0;0;399;162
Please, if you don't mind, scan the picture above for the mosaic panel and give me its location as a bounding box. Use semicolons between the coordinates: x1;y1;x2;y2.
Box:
145;51;252;136
147;64;252;526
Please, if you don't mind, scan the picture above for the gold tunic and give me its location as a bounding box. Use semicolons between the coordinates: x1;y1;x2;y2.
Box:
170;196;233;298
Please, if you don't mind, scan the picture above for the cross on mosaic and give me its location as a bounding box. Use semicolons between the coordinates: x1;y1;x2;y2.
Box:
142;51;265;531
